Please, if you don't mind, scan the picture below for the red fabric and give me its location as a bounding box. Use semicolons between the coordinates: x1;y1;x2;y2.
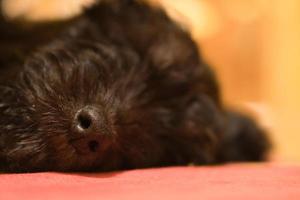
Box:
1;163;300;200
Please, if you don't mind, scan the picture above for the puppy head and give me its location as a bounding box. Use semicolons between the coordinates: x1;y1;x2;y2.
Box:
0;35;222;172
0;40;155;172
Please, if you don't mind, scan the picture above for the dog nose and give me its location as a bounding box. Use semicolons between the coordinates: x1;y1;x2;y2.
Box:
75;106;100;133
71;106;114;154
72;106;103;153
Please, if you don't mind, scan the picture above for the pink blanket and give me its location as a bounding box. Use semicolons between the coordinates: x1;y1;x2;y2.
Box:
1;163;299;200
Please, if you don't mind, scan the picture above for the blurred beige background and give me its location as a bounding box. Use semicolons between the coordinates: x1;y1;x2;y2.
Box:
2;0;300;162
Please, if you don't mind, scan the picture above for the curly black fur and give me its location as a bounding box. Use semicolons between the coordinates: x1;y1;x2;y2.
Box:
0;0;270;172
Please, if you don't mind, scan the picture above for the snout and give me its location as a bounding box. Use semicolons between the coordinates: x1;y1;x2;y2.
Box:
71;106;112;154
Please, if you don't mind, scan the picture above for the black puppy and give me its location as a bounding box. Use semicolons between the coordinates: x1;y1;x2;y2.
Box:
0;0;270;172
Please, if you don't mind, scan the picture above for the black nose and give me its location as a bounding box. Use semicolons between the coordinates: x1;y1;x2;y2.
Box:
72;106;103;154
75;106;100;133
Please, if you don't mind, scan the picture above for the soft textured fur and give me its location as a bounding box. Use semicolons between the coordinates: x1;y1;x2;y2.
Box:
0;0;270;172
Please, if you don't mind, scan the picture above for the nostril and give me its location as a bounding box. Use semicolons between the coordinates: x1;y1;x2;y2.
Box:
77;114;92;130
73;105;106;142
88;140;100;152
75;106;99;132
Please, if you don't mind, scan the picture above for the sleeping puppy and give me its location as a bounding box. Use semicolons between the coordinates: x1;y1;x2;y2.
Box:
0;0;270;172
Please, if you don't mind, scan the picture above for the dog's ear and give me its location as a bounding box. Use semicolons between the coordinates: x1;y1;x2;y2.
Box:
86;1;220;100
145;26;201;76
86;0;200;61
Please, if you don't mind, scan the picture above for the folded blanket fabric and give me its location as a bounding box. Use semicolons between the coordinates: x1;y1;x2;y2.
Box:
1;163;299;200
